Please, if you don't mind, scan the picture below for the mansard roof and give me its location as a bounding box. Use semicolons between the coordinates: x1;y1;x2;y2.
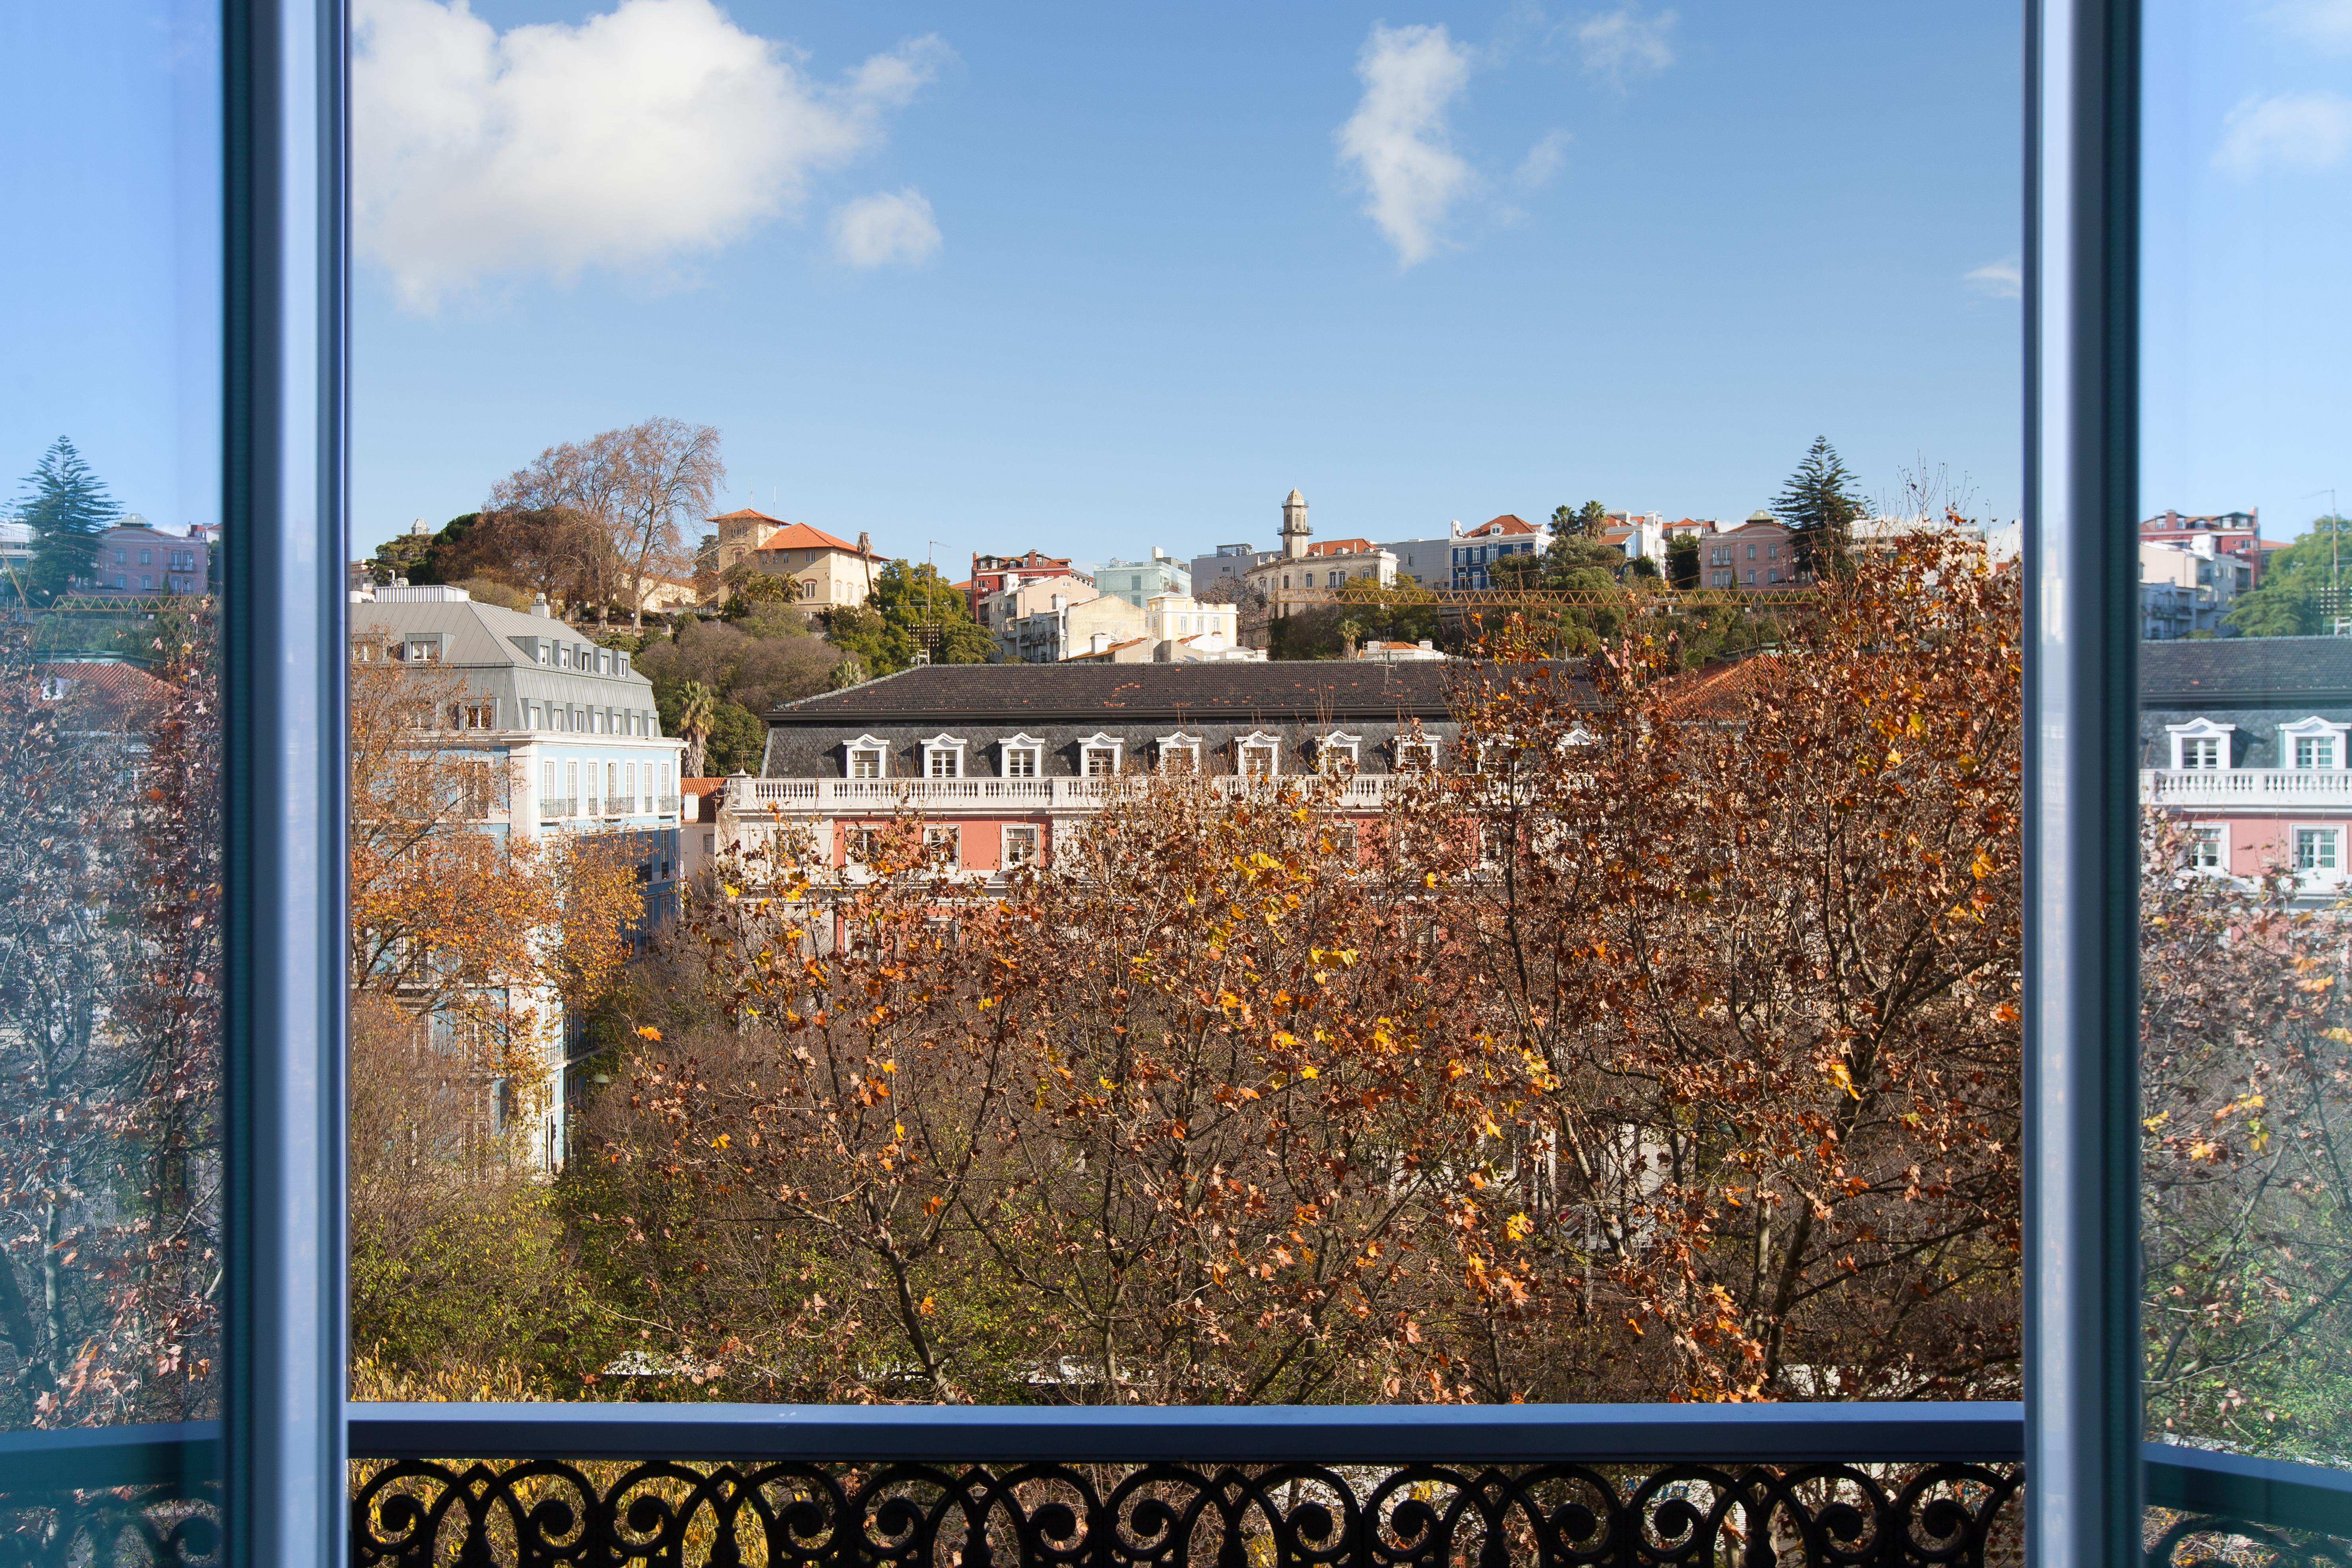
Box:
2142;637;2352;709
765;660;1568;726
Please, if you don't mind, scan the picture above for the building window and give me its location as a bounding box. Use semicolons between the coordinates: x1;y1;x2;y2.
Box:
541;761;556;802
2296;827;2339;872
1317;732;1361;774
606;762;618;806
566;760;579;813
1395;738;1437;771
922;734;967;778
849;743;884;779
1157;731;1201;773
924;825;960;870
624;762;637;806
1746;543;1757;560
2181;735;2221;769
139;548;152;565
1240;742;1277;777
2296;735;2337;770
1084;746;1116;777
2188;825;2224;870
1002;743;1040;777
1002;825;1040;868
405;640;436;662
845;826;884;866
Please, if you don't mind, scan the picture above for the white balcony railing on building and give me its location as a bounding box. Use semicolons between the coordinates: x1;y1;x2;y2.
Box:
724;774;1397;814
2143;767;2352;807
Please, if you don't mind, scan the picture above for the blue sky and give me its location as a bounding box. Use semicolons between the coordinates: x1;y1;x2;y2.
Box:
2;3;2344;566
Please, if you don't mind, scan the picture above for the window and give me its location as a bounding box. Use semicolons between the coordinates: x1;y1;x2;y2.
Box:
566;761;580;812
2180;736;2221;769
845;825;885;866
140;548;152;565
1077;733;1122;777
1395;737;1438;771
849;746;883;779
543;761;557;802
922;734;967;778
1001;825;1040;868
624;762;636;804
141;574;153;591
1317;731;1361;774
405;639;437;662
2296;735;2337;770
2188;825;2223;871
1157;731;1201;773
1240;743;1276;777
2295;827;2339;872
924;825;960;869
1001;734;1043;777
604;762;618;806
1747;543;1757;560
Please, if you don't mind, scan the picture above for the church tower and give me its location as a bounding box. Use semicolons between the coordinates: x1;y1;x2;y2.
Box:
1280;488;1311;560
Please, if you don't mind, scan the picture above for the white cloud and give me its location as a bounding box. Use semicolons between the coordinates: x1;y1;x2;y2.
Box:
353;0;947;308
1514;128;1571;191
2213;89;2352;177
831;189;941;268
2265;0;2352;52
1336;23;1476;268
1576;4;1675;81
1963;256;2021;300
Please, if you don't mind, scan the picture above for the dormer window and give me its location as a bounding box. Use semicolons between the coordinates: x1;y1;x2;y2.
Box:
1315;730;1362;775
2278;716;2348;771
2164;718;2234;770
403;638;438;662
1077;732;1123;778
921;733;968;779
1394;734;1440;771
1236;731;1281;778
846;735;889;779
1156;731;1202;773
999;733;1045;778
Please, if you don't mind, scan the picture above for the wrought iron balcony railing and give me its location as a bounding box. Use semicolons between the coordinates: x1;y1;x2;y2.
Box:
2;1404;2347;1567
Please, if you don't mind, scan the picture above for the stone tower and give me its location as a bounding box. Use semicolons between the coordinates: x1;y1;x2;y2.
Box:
1280;488;1311;560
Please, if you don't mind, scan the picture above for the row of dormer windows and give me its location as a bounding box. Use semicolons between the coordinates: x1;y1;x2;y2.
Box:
2165;718;2351;770
841;730;1443;780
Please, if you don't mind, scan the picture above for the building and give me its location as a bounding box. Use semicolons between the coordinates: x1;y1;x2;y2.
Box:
970;550;1082;620
679;777;726;884
0;521;30;590
2142;636;2352;898
1140;592;1238;651
348;584;688;1167
2141;508;2267;581
978;573;1094;638
87;519;210;596
2139;537;2251;639
1452;515;1551;588
710;508;885;609
1705;512;1796;588
716;663;1496;891
1600;512;1669;569
1378;525;1463;587
1190;541;1281;595
1003;589;1148;664
631;573;702;615
1095;550;1191;606
1354;639;1445;661
1241;491;1399;641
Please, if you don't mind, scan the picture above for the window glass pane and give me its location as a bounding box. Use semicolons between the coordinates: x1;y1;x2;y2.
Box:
0;3;222;1435
348;6;2022;1408
2142;0;2352;1474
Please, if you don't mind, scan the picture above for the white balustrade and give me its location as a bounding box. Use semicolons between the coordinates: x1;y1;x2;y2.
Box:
723;773;1394;815
2142;767;2352;806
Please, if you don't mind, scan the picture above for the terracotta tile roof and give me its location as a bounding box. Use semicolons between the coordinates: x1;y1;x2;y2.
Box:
1304;538;1380;556
753;521;865;555
36;661;176;728
1465;515;1538;537
1651;656;1778;721
708;507;789;525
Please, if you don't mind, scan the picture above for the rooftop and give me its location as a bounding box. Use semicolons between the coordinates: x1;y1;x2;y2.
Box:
2143;636;2352;707
765;660;1519;724
753;521;864;555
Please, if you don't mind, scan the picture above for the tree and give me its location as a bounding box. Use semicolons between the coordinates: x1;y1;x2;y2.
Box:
347;628;642;1125
2224;514;2351;638
674;681;716;777
415;508;614;615
1771;436;1868;579
1667;533;1701;588
825;560;993;674
489;419;726;627
2140;818;2352;1460
15;438;120;604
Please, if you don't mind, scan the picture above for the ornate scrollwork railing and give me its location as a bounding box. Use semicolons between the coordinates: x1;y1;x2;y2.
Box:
0;1481;222;1568
349;1457;2024;1568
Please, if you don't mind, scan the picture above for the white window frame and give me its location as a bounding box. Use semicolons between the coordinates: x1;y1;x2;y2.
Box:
2293;823;2342;874
999;733;1045;778
924;824;961;870
847;734;889;779
2163;717;2235;771
1155;730;1202;773
2281;715;2350;771
1393;733;1442;771
541;760;557;804
1315;729;1363;774
2187;822;2226;873
1236;731;1282;778
1001;824;1041;869
1076;731;1124;778
921;732;968;779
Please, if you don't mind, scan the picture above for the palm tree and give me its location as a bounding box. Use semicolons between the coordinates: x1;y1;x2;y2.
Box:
677;680;715;777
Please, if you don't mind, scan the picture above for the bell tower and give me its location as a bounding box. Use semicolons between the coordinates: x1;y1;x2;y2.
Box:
1280;488;1311;560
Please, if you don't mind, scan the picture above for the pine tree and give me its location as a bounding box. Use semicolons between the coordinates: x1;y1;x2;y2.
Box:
1771;437;1866;579
15;438;119;604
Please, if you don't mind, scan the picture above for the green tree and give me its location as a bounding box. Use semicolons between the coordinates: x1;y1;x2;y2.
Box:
1667;534;1700;589
1771;437;1867;579
15;438;120;604
2224;514;2350;638
825;560;992;675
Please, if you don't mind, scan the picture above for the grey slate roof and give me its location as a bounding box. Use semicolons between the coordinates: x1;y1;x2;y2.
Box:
2142;637;2352;707
2140;637;2352;766
759;662;1579;780
350;596;666;733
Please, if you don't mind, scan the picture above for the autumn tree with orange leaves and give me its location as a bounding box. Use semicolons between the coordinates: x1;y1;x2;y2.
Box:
541;531;2023;1405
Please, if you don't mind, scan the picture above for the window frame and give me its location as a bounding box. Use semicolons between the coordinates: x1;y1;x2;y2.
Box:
999;732;1044;778
920;732;968;779
846;734;889;779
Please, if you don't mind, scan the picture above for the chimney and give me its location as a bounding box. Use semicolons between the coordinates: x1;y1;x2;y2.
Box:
1418;639;1434;650
1090;631;1110;654
533;591;552;618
